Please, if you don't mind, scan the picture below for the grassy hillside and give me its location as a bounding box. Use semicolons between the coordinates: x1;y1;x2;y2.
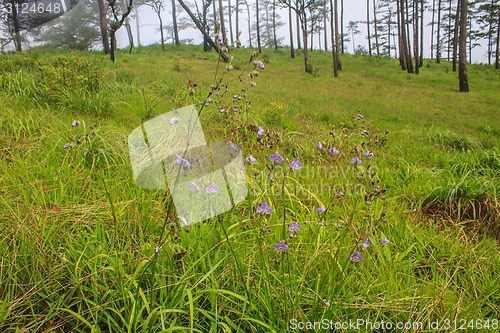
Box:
0;44;499;332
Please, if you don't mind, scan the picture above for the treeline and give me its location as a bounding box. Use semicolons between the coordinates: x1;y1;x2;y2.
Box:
0;0;498;88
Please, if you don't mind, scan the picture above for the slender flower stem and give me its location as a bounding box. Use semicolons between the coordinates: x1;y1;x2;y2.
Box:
219;216;254;315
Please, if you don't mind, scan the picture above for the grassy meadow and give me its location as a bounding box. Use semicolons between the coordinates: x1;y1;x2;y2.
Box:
0;44;499;332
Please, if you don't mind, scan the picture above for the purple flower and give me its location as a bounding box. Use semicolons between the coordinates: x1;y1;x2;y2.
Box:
246;155;256;163
155;247;160;254
269;152;284;164
258;126;264;136
188;182;200;193
266;173;274;181
318;141;323;150
336;223;342;228
229;141;236;150
385;130;389;135
350;156;362;165
175;154;191;168
361;238;370;250
274;241;288;252
233;95;238;99
325;301;331;307
71;120;78;127
169;117;179;125
233;108;239;112
363;150;373;159
380;237;390;245
316;205;326;214
338;192;344;196
289;233;294;239
220;109;226;113
288;221;302;232
257;61;265;69
206;183;219;194
291;157;302;170
350;252;363;262
328;147;339;155
257;202;273;214
63;143;71;149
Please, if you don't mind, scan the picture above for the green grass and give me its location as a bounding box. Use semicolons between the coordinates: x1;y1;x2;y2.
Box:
0;44;499;332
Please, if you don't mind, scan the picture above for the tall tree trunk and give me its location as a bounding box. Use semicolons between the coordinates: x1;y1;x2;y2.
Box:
229;0;234;45
135;9;141;47
373;0;380;55
311;21;314;52
219;0;227;45
257;0;261;51
273;0;277;49
447;0;452;61
172;0;180;46
289;6;295;58
420;0;424;66
121;0;134;52
213;0;217;25
235;0;239;40
452;0;460;72
265;3;270;48
245;0;252;47
437;0;442;63
367;0;372;56
405;0;413;73
458;0;468;92
468;15;472;63
302;20;309;72
399;0;411;71
414;0;419;74
388;8;392;57
310;20;314;52
319;27;322;51
324;15;328;51
110;32;116;62
341;0;344;53
496;13;500;69
10;0;22;51
203;4;210;51
296;13;302;49
159;14;165;50
397;0;405;69
98;0;110;54
487;0;494;65
334;0;341;69
330;0;335;55
334;0;340;76
431;0;435;59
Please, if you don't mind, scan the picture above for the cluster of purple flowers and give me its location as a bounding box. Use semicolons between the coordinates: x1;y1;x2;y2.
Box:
288;221;302;239
63;118;96;149
316;205;326;214
269;152;284;164
188;182;219;194
350;237;390;263
175;154;191;168
257;202;273;214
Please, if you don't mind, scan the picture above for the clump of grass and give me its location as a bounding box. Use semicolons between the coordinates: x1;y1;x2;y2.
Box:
426;128;482;152
418;153;499;237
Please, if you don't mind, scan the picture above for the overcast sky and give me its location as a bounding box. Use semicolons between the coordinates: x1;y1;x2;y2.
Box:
115;0;491;64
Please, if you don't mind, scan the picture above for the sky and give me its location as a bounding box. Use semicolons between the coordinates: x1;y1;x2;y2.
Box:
112;0;491;64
